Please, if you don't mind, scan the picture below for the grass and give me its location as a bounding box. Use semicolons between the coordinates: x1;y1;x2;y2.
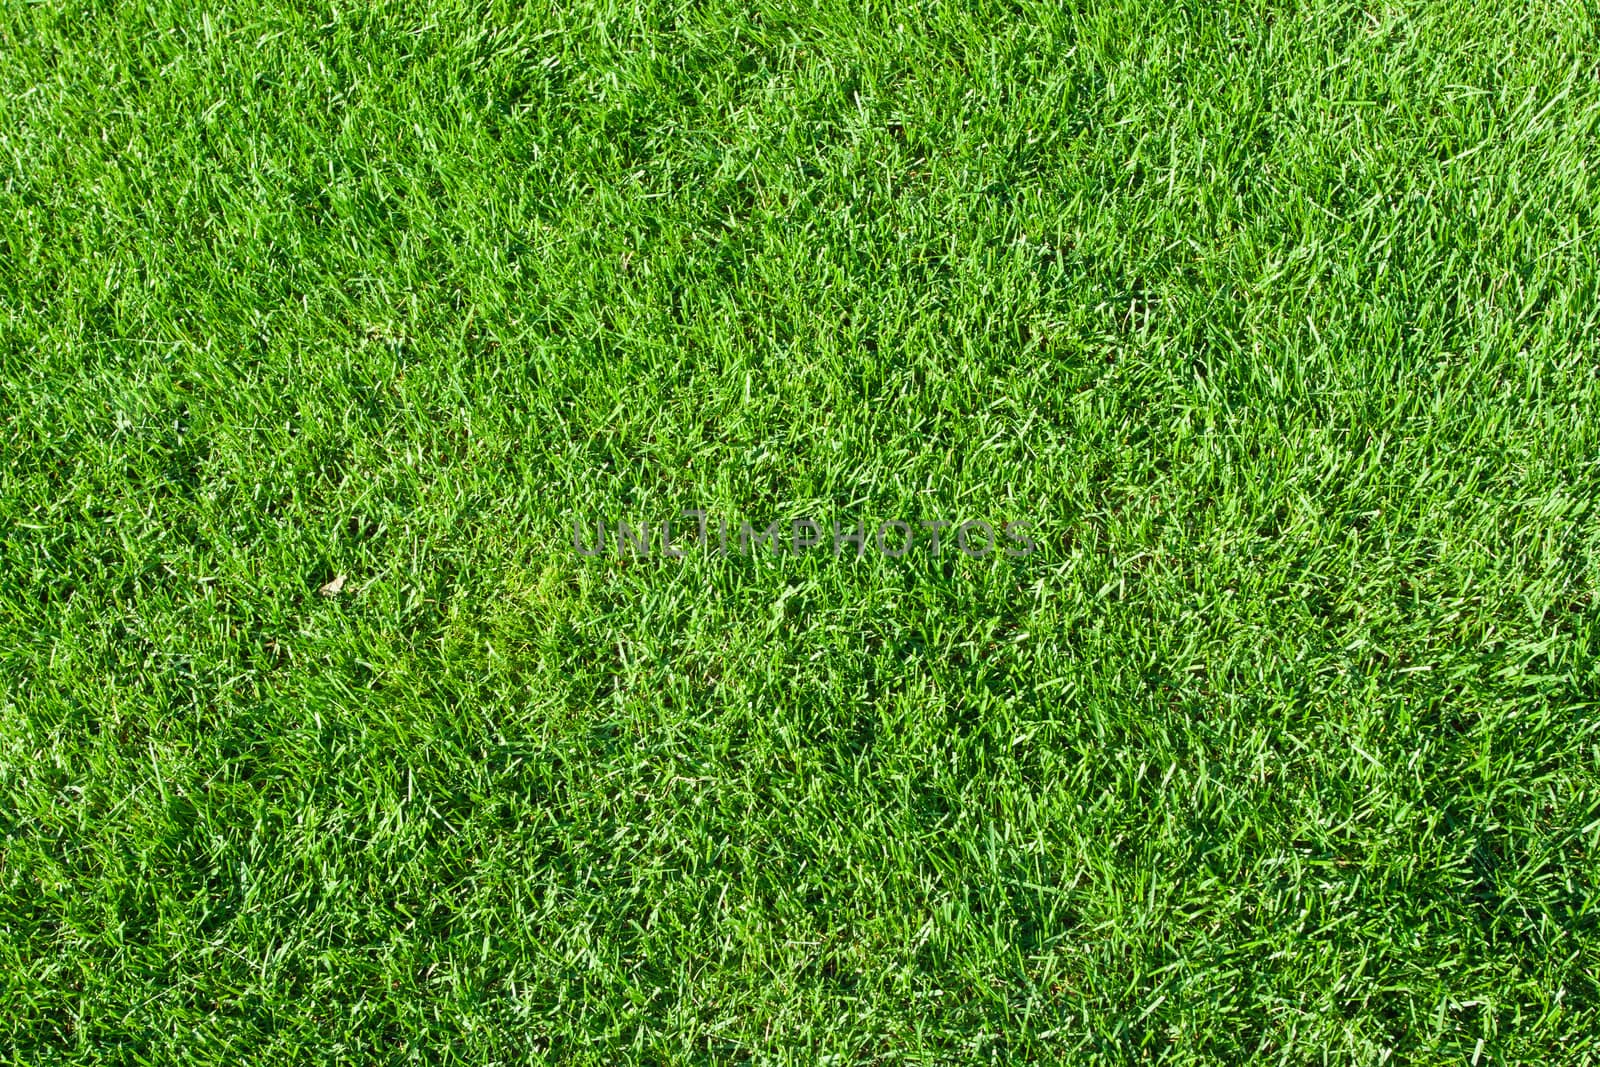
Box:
2;0;1599;1061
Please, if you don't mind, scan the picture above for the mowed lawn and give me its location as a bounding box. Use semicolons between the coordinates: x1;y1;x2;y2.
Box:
2;0;1599;1061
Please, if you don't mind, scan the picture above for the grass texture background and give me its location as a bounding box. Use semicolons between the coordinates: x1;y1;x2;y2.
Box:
2;0;1599;1061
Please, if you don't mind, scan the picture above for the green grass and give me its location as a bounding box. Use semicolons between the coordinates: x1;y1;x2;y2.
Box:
3;0;1600;1061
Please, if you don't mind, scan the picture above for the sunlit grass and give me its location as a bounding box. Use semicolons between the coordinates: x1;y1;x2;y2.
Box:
2;0;1598;1061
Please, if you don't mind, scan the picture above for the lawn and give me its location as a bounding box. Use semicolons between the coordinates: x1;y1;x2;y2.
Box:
2;0;1598;1061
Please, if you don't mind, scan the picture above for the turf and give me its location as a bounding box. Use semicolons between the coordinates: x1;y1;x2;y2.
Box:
2;0;1599;1062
